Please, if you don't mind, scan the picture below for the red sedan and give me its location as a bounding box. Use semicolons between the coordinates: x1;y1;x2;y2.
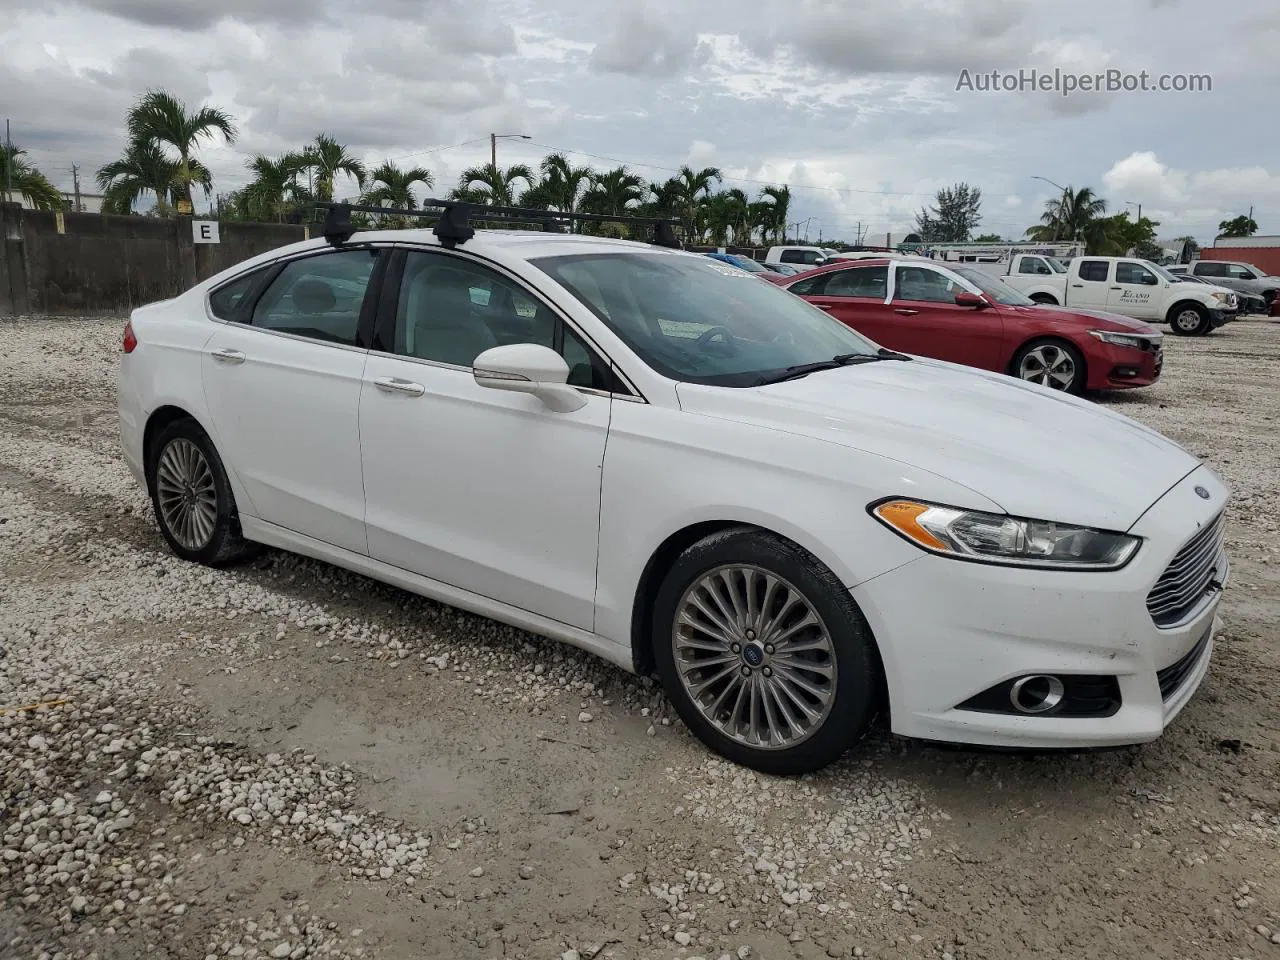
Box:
773;258;1163;394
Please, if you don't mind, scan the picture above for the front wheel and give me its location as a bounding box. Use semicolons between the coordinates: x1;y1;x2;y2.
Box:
1029;293;1059;305
146;418;255;566
1168;303;1209;336
1012;338;1086;394
652;528;880;776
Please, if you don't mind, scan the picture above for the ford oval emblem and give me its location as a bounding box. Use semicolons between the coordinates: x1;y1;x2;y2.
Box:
1194;485;1210;500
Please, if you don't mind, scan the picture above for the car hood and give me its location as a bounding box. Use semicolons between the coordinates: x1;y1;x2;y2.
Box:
1014;304;1160;334
676;359;1199;531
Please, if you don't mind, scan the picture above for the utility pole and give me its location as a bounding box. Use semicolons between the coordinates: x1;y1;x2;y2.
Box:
4;119;11;204
71;164;82;213
490;133;497;169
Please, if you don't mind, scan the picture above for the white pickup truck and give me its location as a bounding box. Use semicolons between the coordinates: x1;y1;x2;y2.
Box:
1000;253;1238;336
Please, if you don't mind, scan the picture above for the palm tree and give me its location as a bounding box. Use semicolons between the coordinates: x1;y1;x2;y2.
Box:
451;163;535;206
672;165;723;236
298;134;367;202
242;153;310;222
1025;186;1107;243
537;153;594;213
0;143;64;210
758;185;791;243
705;189;751;247
124;88;236;213
96;141;183;215
362;161;434;209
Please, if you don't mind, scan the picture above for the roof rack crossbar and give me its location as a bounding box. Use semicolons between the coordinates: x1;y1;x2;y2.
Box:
308;200;682;249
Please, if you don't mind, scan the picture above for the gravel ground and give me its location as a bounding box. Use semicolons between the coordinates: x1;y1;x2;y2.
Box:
1;314;1277;960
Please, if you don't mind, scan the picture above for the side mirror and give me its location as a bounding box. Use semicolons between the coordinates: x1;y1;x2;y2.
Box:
954;291;988;309
473;343;587;413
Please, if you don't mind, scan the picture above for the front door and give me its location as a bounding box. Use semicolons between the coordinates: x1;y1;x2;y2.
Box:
358;248;615;630
1107;260;1163;320
200;247;382;554
886;263;1005;369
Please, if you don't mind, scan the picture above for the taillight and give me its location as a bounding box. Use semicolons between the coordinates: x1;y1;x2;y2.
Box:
122;320;137;354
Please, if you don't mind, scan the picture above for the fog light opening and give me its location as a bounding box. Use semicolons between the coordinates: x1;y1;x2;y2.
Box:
1009;675;1066;714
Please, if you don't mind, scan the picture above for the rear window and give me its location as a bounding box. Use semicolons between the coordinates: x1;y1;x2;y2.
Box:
1078;260;1111;282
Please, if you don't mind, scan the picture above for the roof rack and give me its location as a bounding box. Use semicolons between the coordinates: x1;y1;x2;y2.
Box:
311;200;683;251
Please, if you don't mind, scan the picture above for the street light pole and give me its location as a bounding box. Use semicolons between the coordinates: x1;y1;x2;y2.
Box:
490;132;532;169
1125;200;1141;221
1032;175;1073;244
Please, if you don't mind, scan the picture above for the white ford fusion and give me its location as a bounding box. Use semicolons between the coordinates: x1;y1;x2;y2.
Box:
116;203;1230;775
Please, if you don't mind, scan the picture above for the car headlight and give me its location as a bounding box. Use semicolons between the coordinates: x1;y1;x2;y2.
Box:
870;499;1141;570
1210;291;1235;306
1088;330;1152;349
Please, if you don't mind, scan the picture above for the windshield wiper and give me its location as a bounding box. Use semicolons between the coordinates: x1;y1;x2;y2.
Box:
754;351;906;385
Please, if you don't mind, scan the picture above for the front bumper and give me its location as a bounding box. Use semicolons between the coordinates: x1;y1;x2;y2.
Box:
854;465;1229;749
1088;341;1163;390
1208;307;1233;328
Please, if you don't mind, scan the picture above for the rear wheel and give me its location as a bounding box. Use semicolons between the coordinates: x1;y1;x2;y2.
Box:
1168;303;1209;336
146;418;255;566
1012;338;1086;394
652;528;879;776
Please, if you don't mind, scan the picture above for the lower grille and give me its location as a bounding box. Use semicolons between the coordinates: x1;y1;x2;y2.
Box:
1156;630;1211;701
1146;511;1226;628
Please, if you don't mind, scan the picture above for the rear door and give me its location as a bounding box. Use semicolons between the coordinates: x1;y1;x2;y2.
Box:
887;262;1004;369
1068;258;1113;309
1107;260;1163;320
788;264;893;341
200;246;386;554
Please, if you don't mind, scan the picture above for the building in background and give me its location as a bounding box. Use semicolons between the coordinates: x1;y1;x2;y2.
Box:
1201;236;1280;276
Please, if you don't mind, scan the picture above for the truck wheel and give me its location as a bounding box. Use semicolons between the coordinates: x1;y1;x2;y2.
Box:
1029;293;1059;305
1012;338;1086;394
1168;303;1209;336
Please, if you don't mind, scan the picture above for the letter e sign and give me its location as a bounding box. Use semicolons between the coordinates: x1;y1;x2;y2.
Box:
192;220;221;244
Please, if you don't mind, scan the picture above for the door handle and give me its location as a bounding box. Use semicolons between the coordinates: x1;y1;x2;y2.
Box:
894;308;919;315
373;376;426;397
1110;286;1121;290
1071;284;1083;288
209;348;245;364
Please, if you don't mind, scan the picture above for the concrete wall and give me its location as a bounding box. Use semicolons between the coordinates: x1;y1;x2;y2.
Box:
0;203;306;316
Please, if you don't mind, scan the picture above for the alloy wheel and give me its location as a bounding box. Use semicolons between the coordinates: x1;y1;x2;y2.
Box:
1174;309;1203;333
1018;344;1077;390
672;565;837;750
155;438;219;551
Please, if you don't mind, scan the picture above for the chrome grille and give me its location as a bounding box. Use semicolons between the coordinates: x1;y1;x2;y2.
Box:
1146;511;1226;628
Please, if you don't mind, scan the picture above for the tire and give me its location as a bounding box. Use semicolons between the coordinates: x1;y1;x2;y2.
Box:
651;527;880;776
1168;303;1209;336
1029;293;1058;305
1011;337;1087;394
145;417;255;566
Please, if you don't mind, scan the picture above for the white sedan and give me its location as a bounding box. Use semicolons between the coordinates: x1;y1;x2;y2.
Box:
117;212;1230;775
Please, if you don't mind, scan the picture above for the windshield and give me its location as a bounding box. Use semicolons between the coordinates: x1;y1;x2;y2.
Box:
1047;258;1068;273
726;255;771;274
951;265;1036;306
1142;260;1179;283
529;251;881;386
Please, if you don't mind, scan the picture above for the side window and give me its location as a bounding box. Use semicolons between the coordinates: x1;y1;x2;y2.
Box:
893;265;958;303
787;273;830;296
1018;257;1050;275
1115;261;1156;285
250;250;377;345
779;250;805;264
561;326;617;392
208;267;269;320
1077;260;1111;282
1193;261;1224;277
1225;264;1254;280
396;253;552;367
824;266;888;298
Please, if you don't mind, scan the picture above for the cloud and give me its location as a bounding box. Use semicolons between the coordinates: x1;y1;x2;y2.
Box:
588;5;710;76
0;0;1273;242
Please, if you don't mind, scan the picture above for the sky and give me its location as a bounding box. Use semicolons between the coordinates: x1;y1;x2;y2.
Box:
3;0;1278;245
